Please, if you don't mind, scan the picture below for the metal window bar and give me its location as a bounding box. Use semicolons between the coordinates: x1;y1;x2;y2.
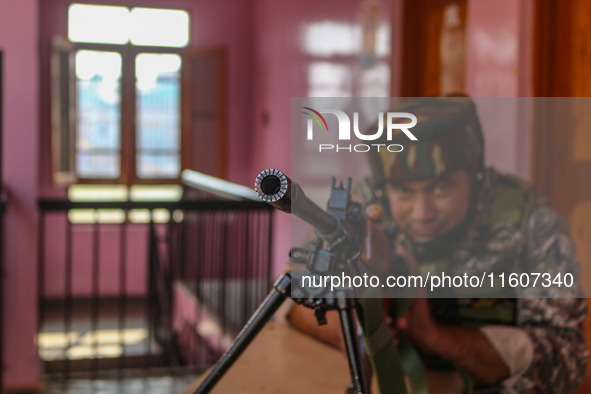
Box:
91;212;100;376
117;217;127;378
147;215;156;373
0;192;5;392
64;215;73;380
0;50;5;392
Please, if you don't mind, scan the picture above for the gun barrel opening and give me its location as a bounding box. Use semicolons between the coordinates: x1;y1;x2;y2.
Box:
254;169;289;205
260;175;282;196
255;168;340;237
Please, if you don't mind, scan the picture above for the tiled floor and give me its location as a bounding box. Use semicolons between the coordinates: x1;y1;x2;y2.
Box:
38;298;159;366
44;372;198;394
37;297;211;393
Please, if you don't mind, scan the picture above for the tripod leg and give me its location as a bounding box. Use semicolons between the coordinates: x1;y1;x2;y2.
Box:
194;273;292;394
337;295;368;394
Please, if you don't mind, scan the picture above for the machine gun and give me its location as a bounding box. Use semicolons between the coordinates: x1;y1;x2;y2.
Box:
194;169;404;394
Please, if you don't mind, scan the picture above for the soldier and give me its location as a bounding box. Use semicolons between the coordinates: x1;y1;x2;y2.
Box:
289;97;589;393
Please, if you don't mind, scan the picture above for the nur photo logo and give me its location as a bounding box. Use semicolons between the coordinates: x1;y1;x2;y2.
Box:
302;107;418;153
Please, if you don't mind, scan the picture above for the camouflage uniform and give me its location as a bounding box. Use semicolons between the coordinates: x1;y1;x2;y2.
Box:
390;168;589;393
370;97;589;393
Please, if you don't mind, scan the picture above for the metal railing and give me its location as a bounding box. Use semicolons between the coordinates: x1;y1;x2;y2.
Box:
0;192;5;391
36;171;274;385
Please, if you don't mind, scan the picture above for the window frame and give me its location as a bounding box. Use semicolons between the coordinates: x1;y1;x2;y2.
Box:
70;42;190;185
43;1;227;192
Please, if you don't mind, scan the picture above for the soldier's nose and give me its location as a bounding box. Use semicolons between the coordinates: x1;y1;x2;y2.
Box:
410;193;437;223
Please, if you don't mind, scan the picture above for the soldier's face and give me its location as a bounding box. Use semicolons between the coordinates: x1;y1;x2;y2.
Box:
387;168;472;244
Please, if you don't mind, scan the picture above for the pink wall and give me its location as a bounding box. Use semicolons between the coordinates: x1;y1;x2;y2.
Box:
38;0;255;194
248;0;537;274
391;0;534;180
0;0;40;389
37;0;255;302
191;0;255;185
465;0;533;180
3;0;255;388
466;0;520;96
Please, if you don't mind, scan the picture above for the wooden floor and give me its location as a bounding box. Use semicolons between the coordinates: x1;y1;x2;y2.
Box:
184;321;351;394
36;297;215;393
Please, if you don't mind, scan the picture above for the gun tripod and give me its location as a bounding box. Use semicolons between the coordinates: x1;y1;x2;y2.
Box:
194;272;368;393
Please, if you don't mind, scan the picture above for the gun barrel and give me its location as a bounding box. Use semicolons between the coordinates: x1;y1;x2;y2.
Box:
254;169;339;237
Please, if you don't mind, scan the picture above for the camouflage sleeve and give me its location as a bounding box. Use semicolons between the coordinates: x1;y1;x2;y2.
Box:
503;298;588;393
497;204;588;393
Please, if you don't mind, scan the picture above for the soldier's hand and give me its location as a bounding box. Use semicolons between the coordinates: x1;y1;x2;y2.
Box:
361;204;389;273
393;244;442;356
396;296;441;356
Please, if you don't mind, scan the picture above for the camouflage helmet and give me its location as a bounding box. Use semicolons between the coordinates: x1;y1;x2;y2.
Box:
368;96;484;192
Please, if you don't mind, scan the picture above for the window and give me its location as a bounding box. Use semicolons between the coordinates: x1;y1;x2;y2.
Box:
52;3;221;185
70;4;187;183
48;2;226;223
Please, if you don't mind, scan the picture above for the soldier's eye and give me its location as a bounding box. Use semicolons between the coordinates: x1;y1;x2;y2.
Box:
433;182;451;196
394;188;413;199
